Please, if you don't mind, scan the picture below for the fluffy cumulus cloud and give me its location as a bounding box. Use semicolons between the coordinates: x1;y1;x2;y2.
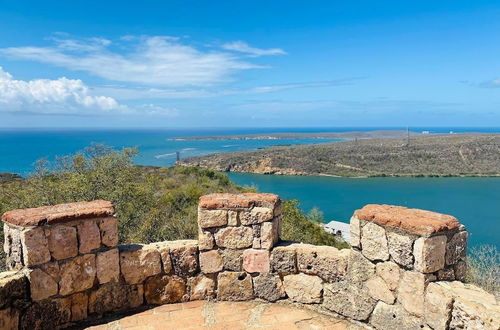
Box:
0;36;285;87
0;67;177;116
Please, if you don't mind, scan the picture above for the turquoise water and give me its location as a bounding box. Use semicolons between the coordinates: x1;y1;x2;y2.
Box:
228;173;500;248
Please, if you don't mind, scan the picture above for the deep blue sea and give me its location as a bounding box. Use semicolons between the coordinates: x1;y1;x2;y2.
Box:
1;127;499;248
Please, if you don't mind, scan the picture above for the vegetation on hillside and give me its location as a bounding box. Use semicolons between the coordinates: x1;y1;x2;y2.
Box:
0;145;344;271
179;134;500;177
467;245;500;299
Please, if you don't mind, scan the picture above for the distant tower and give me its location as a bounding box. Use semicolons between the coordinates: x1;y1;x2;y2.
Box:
176;151;180;162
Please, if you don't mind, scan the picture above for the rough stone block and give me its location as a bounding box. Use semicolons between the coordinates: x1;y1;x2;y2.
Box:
243;249;270;273
77;220;101;253
253;273;284;302
227;210;239;226
220;248;243;271
188;275;216;300
96;248;120;284
371;301;426;330
154;242;173;273
0;308;19;330
199;192;279;210
349;215;361;248
361;222;389;261
296;244;349;282
198;209;227;228
437;267;455;281
198;231;214;251
260;218;280;250
169;240;199;277
46;225;79;260
144;275;186;305
59;254;97;296
375;261;400;291
283;273;323;304
214;227;253;249
446;231;467;265
21;227;51;267
129;284;144;308
240;207;274;225
451;294;500;330
347;249;375;283
217;272;253;301
413;235;447;273
199;250;223;273
270;245;297;274
40;261;60;283
70;292;88;322
454;260;467;281
0;271;28;309
366;275;395;304
323;281;377;321
89;283;138;314
28;268;58;301
387;230;415;267
98;217;118;247
398;271;435;317
119;244;162;284
424;282;454;330
21;298;71;330
4;224;24;270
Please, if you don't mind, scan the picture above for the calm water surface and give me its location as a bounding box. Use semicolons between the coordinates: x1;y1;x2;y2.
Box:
228;173;500;248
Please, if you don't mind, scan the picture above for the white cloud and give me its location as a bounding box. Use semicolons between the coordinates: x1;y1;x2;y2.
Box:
0;36;282;86
221;41;286;57
478;79;500;88
0;66;178;116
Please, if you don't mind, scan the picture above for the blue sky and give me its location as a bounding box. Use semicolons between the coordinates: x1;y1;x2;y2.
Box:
1;0;500;127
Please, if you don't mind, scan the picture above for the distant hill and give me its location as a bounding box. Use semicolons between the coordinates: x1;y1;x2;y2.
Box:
0;173;22;183
178;134;500;177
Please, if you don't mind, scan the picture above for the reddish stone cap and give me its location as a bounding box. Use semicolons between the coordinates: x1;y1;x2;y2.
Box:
199;193;280;209
2;200;114;227
354;204;460;236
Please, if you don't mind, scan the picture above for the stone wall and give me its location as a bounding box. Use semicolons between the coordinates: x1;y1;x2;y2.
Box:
0;194;498;329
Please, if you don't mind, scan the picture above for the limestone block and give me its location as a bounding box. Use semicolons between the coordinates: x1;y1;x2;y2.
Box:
240;207;274;225
21;227;51;266
375;261;400;291
366;276;395;304
46;225;78;260
198;231;214;251
21;298;71;330
188;275;216;300
437;267;455;281
40;261;60;283
347;249;375;283
154;242;172;273
387;230;415;267
96;248;120;284
144;275;186;305
296;244;349;282
119;244;162;284
413;235;447;273
198;209;227;228
252;237;261;249
28;268;58;301
214;226;253;249
253;273;285;302
283;273;323;304
0;271;28;309
220;248;243;271
323;281;377;321
199;250;223;273
217;272;254;301
446;231;467;265
0;308;19;330
451;294;500;330
227;210;239;226
424;282;454;330
243;249;270;273
270;245;297;274
260;218;279;250
70;292;88;322
169;240;199;277
89;283;139;314
398;271;434;317
370;301;427;330
98;217;118;247
350;216;361;248
361;222;389;261
59;254;97;296
454;260;467;281
3;224;23;270
77;220;101;253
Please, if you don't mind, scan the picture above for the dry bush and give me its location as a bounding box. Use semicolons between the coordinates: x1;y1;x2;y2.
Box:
467;244;500;299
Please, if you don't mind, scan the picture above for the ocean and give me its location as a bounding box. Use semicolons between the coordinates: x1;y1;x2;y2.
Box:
1;127;499;248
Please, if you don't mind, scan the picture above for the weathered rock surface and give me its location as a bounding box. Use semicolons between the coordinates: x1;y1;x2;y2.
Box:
220;248;243;271
0;271;28;309
370;301;426;330
253;273;284;302
375;261;400;291
144;275;186;305
59;254;96;296
169;240;199;277
154;242;172;273
199;193;279;210
96;248;120;284
242;249;270;273
199;250;223;273
214;226;253;249
398;271;433;317
46;225;78;260
366;276;395;304
28;268;58;301
21;298;71;330
361;222;389;261
227;210;239;226
69;292;88;322
270;244;297;274
21;228;51;267
387;230;415;267
198;231;214;251
347;250;375;283
350;216;361;248
0;308;19;330
188;275;215;300
98;217;118;247
323;281;377;321
77;220;101;253
198;209;227;228
445;231;467;265
240;207;274;225
283;273;323;304
296;244;348;282
217;272;253;301
89;283;143;314
260;218;279;249
413;235;447;273
119;244;162;284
